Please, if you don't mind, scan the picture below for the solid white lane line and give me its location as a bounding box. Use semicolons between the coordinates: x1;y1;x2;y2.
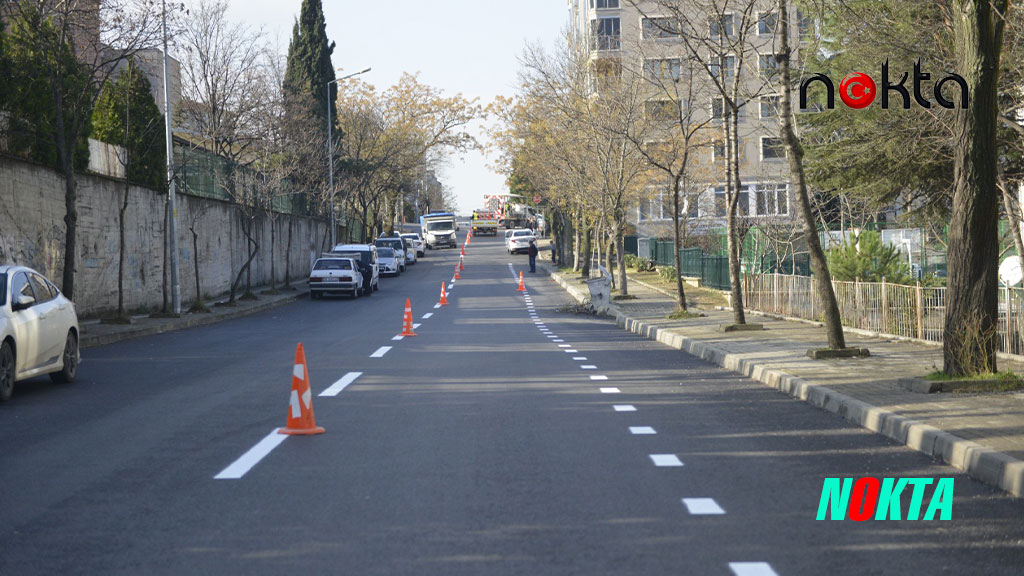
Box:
590;375;608;380
370;346;392;358
613;405;637;412
599;387;621;394
729;563;778;576
573;357;587;360
320;371;363;397
580;365;597;369
392;335;404;341
630;426;656;435
683;498;726;515
214;430;288;479
649;454;684;467
422;313;433;319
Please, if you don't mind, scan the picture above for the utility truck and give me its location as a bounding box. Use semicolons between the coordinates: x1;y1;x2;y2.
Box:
420;212;457;249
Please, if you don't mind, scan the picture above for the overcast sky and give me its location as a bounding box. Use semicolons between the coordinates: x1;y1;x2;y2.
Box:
220;0;569;214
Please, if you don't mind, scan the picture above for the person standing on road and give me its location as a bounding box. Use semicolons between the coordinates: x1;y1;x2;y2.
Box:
528;239;538;273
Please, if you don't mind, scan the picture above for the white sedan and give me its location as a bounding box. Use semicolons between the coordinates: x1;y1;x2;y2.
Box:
0;265;80;402
507;229;536;254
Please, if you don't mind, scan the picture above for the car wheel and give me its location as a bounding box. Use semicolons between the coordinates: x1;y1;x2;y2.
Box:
50;331;78;384
0;340;14;402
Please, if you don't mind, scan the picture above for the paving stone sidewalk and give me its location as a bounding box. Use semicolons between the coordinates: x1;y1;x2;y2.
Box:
544;263;1024;497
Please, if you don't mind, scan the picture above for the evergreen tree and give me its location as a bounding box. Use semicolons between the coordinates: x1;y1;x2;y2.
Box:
91;60;166;190
0;17;9;111
284;0;336;131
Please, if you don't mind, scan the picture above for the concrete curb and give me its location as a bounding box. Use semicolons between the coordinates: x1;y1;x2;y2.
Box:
80;290;306;349
547;268;1024;497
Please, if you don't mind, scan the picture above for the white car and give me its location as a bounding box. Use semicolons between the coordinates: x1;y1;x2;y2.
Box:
507;229;536;254
374;238;407;272
504;229;515;250
309;256;363;299
401;233;425;257
377;247;401;276
0;265;80;402
402;237;417;265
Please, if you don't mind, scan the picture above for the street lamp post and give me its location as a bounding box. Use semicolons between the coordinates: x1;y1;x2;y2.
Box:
161;0;181;315
328;67;371;248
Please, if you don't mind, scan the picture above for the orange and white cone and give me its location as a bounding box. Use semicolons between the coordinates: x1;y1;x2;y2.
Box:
459;254;465;272
400;298;417;336
439;282;449;306
280;343;325;435
453;264;461;281
517;271;526;292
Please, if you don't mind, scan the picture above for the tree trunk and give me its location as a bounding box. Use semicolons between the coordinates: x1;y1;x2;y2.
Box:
671;173;687;311
944;0;1007;375
192;227;202;308
581;224;592;278
725;107;745;325
779;0;845;348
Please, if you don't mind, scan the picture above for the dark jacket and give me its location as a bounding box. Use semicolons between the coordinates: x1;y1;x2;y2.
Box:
528;242;539;257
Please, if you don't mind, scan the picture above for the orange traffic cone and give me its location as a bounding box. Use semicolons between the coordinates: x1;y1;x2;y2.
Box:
459;255;465;271
439;282;449;306
279;343;325;435
517;271;526;292
453;264;461;280
461;246;465;257
400;298;417;336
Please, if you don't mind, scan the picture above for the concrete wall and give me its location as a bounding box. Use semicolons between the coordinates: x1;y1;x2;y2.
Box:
0;155;329;317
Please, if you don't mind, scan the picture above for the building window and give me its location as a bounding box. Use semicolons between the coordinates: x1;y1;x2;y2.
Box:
710;54;736;81
798;10;813;39
593;0;619;8
714;185;749;217
712;140;726;162
755;183;789;216
644;58;681;82
592;17;621;51
760;95;781;118
709;13;735;39
761;136;786;160
639;191;667;221
759;54;780;80
758;11;778;35
687;193;701;218
711;97;725;120
642;17;681;39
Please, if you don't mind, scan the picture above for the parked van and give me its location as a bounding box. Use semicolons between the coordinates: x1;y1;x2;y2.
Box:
330;244;380;295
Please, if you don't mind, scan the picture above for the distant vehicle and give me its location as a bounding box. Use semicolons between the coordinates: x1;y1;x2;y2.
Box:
377;247;401;276
402;237;417;265
374;238;407;272
507;229;536;254
401;233;425;257
500;203;536;230
420;212;457;249
472;210;499;236
330;244;379;295
0;265;80;402
309;256;363;299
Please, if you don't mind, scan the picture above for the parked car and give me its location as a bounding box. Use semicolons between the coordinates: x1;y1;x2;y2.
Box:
377;247;401;276
330;244;379;295
309;256;363;299
374;238;407;272
401;233;425;257
402;237;417;265
504;229;515;250
0;265;80;402
507;229;536;255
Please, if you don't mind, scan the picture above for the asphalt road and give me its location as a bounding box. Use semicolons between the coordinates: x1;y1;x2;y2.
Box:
2;233;1024;575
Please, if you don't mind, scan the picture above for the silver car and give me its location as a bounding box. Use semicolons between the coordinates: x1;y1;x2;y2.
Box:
0;265;80;402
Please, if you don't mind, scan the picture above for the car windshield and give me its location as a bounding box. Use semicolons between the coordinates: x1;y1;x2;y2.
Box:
426;222;451;232
376;239;403;250
513;231;532;238
314;259;352;271
0;272;6;306
401;235;419;241
378;247;395;257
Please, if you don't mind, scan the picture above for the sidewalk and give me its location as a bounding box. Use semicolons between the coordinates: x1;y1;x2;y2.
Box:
544;262;1024;497
79;286;307;349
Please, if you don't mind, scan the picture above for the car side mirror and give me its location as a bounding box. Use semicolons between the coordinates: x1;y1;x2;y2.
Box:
13;293;36;311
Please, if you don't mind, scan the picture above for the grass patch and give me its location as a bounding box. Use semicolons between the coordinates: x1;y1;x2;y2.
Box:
626;271;729;308
924;371;1024;393
666;309;704;320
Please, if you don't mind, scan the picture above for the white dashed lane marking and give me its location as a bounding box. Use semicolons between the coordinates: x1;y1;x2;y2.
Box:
422;313;433;319
599;387;621;394
649;454;684;467
682;498;726;515
590;375;608;380
214;430;288;480
320;372;362;397
580;365;597;369
370;346;392;358
629;427;656;435
613;405;636;412
729;563;778;576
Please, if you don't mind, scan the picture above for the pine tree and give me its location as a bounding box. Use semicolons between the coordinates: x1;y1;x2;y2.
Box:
284;0;336;132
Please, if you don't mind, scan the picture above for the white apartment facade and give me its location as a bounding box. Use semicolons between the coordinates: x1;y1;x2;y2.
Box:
568;0;809;238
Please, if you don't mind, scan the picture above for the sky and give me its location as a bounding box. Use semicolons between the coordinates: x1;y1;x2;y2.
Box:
222;0;570;215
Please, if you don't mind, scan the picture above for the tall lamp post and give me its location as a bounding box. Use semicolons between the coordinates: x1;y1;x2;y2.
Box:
328;67;371;247
161;0;181;315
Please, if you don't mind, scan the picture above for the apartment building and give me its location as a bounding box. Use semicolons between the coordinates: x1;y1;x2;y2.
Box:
568;0;808;239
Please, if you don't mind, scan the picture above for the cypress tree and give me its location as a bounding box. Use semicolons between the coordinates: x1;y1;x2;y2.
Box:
284;0;336;133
